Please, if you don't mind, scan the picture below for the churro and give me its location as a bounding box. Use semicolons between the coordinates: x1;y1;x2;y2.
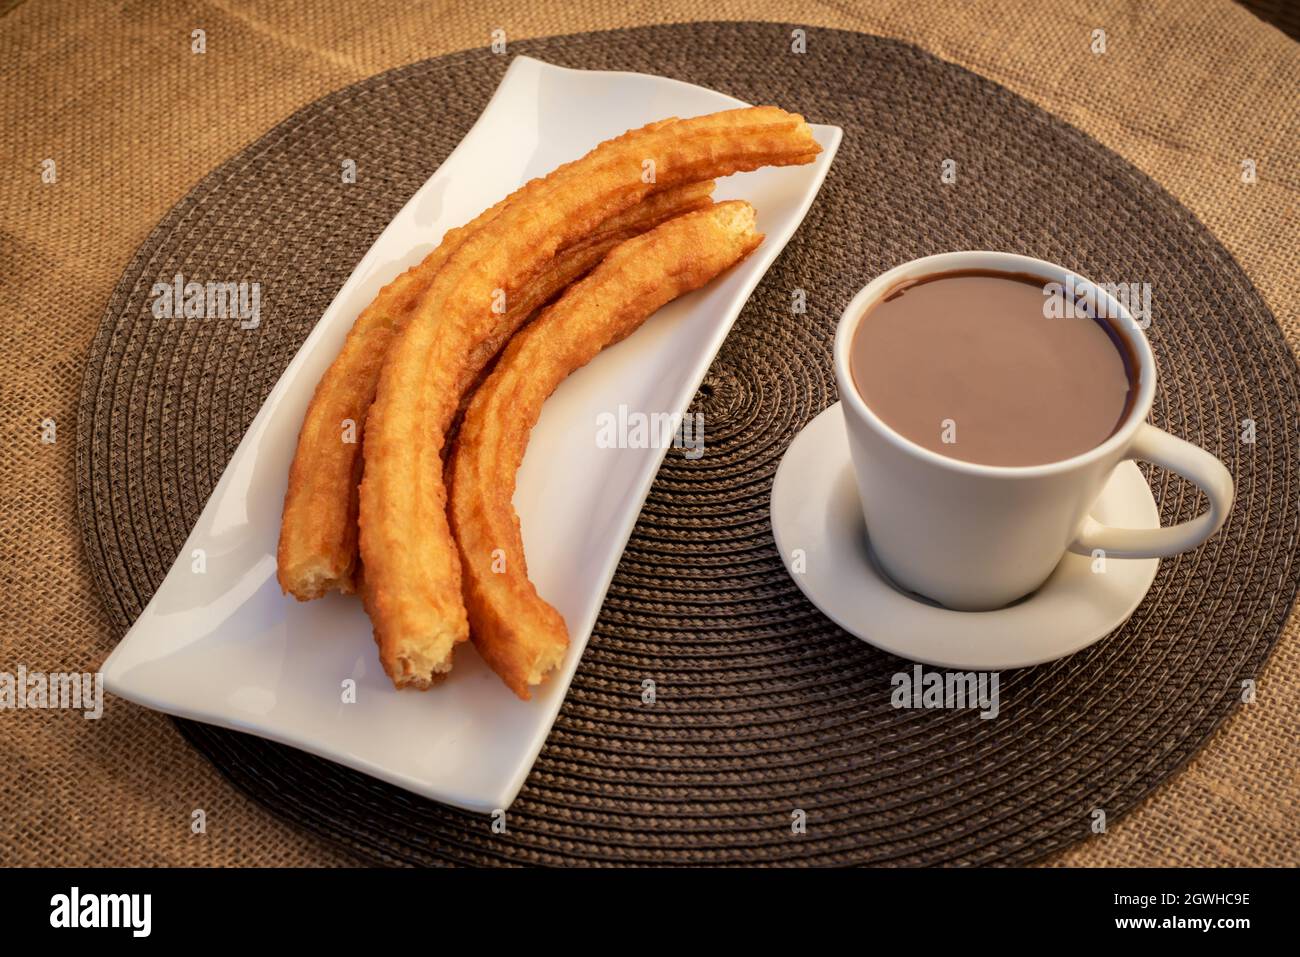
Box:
360;106;818;688
277;179;715;600
449;201;763;698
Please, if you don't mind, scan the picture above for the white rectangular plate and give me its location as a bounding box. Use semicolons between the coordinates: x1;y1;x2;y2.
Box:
101;56;841;812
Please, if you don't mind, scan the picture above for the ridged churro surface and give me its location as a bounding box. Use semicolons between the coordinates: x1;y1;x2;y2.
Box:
277;179;715;600
359;107;818;688
450;201;764;698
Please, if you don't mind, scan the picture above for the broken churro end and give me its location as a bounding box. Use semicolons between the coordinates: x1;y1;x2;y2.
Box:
520;642;570;701
278;554;353;601
384;638;458;690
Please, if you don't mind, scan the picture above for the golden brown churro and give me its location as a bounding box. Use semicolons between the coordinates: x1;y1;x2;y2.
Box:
277;197;508;600
449;201;764;698
361;107;818;688
450;180;718;421
277;178;715;600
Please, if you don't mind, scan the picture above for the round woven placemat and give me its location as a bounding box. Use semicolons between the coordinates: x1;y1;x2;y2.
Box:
77;23;1298;866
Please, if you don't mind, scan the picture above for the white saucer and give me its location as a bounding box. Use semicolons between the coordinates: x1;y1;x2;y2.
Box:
770;403;1160;670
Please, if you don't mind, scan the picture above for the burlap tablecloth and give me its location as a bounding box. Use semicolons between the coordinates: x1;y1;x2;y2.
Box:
1;0;1296;867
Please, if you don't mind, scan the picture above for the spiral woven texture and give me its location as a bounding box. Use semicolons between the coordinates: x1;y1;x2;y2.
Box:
76;24;1299;865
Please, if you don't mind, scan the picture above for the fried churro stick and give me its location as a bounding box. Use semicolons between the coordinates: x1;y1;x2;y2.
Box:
451;180;717;417
361;106;818;689
449;202;763;698
277;178;715;600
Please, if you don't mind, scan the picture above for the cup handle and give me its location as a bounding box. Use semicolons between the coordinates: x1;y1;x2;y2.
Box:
1069;422;1234;559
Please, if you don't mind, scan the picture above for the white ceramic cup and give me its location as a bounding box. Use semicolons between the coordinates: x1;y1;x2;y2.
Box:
834;251;1234;612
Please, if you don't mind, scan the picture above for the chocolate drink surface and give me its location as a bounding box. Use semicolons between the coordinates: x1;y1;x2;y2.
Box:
848;270;1138;467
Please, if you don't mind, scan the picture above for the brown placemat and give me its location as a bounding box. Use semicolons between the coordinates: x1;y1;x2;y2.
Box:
1239;0;1300;40
74;23;1298;865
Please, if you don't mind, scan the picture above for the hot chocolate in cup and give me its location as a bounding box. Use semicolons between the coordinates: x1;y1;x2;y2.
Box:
833;251;1234;612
